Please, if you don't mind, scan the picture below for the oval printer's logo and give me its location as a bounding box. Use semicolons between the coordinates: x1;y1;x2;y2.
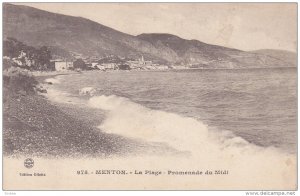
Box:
24;158;34;169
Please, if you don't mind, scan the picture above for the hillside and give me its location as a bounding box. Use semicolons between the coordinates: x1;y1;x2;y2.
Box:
137;33;245;66
3;3;169;63
252;49;297;67
138;33;297;68
3;3;296;68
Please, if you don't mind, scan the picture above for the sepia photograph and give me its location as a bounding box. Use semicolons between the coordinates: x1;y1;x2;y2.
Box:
2;2;297;191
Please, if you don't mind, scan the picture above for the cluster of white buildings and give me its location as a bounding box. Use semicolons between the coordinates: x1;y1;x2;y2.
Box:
5;50;174;72
92;63;117;70
51;59;119;71
50;55;170;72
5;49;208;72
126;56;169;70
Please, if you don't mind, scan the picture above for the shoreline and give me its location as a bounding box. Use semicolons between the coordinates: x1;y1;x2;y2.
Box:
31;65;297;80
40;69;297;155
2;68;297;190
33;70;81;83
4;68;297;157
3;79;179;158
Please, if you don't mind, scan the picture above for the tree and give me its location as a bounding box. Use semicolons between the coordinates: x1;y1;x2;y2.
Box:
3;59;16;70
3;37;25;58
73;59;86;70
118;64;130;70
3;38;54;71
35;46;52;71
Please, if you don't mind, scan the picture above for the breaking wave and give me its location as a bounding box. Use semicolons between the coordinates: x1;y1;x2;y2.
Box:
44;81;296;189
45;77;61;84
79;87;97;96
41;70;297;189
88;95;262;153
88;94;296;189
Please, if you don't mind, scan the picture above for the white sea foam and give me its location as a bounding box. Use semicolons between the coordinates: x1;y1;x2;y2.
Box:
43;77;86;105
88;94;296;189
37;70;297;189
45;88;83;105
88;95;250;153
45;78;61;84
41;83;297;189
79;87;97;96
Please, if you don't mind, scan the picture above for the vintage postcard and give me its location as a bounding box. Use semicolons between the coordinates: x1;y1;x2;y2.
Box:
2;2;297;190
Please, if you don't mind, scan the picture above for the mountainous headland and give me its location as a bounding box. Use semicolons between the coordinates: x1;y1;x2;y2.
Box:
3;3;296;72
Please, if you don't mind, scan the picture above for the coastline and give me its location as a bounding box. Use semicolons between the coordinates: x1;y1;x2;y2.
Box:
3;70;297;190
3;73;178;158
33;70;81;83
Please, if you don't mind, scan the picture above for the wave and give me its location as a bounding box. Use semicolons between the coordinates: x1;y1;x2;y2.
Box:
79;87;97;96
88;94;296;189
43;79;296;189
45;87;84;106
44;77;61;84
40;71;296;189
88;95;257;152
89;95;211;152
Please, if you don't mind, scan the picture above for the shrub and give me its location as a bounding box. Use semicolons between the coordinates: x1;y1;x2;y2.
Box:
3;37;53;71
3;67;38;97
2;58;17;70
73;58;86;70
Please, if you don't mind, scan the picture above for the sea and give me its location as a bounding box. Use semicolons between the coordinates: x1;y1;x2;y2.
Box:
46;68;297;154
44;67;297;188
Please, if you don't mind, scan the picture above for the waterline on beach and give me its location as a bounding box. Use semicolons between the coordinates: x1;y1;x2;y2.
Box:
40;72;297;189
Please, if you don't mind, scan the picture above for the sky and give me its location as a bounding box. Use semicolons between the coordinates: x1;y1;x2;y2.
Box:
17;3;297;52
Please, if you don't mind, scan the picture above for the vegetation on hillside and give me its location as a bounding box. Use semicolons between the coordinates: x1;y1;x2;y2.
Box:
3;37;54;71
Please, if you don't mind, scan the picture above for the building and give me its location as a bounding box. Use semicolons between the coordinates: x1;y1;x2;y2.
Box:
95;64;105;70
155;65;169;70
52;60;73;71
102;63;117;70
91;62;99;67
171;65;188;70
138;56;152;66
127;56;154;69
